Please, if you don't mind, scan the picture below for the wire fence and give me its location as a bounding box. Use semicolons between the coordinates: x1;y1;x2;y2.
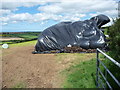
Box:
96;48;120;89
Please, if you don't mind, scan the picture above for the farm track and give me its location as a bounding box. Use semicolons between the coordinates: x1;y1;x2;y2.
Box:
2;45;63;88
1;44;95;88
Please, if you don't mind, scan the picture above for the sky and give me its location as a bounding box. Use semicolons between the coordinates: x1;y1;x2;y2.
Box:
0;0;119;32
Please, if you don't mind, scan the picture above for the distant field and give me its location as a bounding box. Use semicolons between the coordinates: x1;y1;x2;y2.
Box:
0;32;41;45
0;37;24;41
1;32;41;39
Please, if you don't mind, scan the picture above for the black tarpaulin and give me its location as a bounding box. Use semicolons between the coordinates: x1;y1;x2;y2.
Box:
34;14;110;52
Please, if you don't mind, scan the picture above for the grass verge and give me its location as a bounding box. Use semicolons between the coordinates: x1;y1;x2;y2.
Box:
56;53;96;88
62;58;96;88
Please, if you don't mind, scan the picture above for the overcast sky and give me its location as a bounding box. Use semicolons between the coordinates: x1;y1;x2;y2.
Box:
0;0;119;32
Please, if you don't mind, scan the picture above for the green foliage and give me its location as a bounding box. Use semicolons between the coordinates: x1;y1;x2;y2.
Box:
107;18;120;88
102;27;109;35
108;18;120;61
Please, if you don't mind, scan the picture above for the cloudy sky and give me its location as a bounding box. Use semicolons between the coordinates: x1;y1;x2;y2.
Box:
0;0;119;32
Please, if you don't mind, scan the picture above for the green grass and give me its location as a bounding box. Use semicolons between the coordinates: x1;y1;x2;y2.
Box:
9;40;37;47
62;58;96;88
16;34;38;39
0;41;13;45
12;82;26;88
0;40;37;49
56;53;95;65
103;28;108;35
56;53;96;88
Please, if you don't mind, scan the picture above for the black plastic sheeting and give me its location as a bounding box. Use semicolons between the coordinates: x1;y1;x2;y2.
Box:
34;14;110;52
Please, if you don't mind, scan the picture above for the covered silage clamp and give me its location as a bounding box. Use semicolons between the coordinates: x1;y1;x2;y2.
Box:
33;14;110;53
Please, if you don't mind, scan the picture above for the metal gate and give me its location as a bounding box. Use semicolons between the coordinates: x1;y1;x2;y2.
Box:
96;48;120;88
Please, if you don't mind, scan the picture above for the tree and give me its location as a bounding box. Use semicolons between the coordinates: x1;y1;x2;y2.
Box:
107;18;120;88
108;18;120;61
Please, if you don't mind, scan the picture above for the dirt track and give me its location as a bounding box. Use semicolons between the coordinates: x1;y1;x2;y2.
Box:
2;45;63;88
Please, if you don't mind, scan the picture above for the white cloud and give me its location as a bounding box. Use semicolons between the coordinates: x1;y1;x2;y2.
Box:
89;13;98;17
0;13;33;25
0;17;10;22
38;4;63;14
1;0;61;10
59;13;86;21
32;13;62;22
0;9;11;16
0;0;118;26
36;0;117;24
45;0;117;26
0;22;8;26
11;21;17;23
0;13;62;25
0;12;86;25
1;0;51;15
1;0;118;16
1;2;20;10
9;13;33;21
2;22;8;25
101;10;118;17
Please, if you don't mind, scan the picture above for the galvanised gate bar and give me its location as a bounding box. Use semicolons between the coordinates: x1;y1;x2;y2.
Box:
96;48;120;89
